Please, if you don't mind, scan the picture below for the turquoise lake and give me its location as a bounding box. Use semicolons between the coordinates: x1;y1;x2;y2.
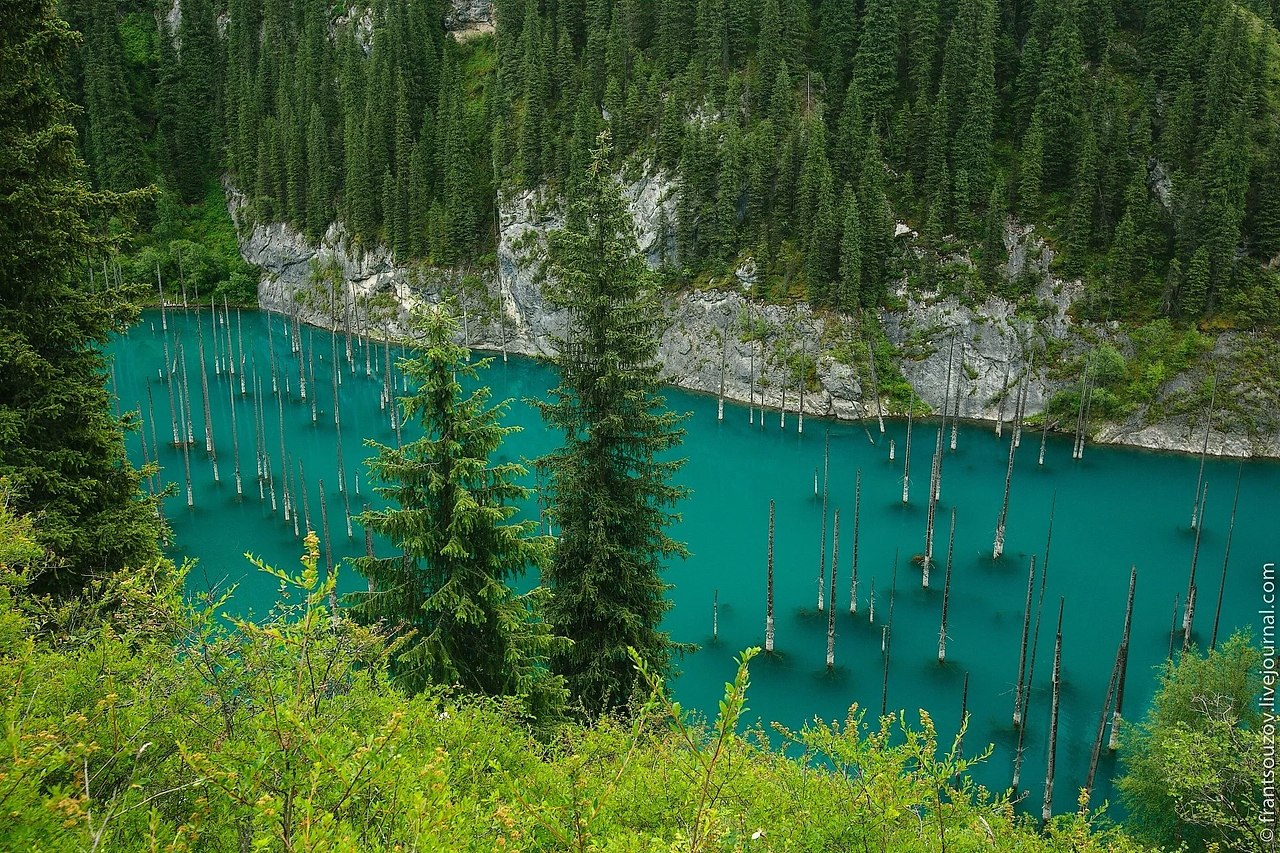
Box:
108;308;1278;819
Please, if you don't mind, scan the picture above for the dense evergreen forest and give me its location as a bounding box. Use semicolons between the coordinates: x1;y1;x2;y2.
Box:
64;0;1280;327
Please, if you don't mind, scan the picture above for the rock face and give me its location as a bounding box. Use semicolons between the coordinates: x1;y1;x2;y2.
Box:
445;0;492;29
445;0;494;39
231;175;1280;459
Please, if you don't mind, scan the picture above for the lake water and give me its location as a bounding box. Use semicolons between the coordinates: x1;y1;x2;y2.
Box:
108;308;1277;819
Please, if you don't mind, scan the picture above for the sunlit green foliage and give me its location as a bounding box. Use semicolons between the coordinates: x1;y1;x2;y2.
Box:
1118;632;1269;852
0;493;1153;851
350;306;565;718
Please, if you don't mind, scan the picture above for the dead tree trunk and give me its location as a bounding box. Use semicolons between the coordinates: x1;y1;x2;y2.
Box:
178;348;194;507
827;510;840;669
1211;464;1244;651
867;337;885;433
1190;373;1218;530
818;461;828;612
995;361;1011;437
319;479;337;619
850;470;861;615
1013;496;1055;786
950;338;963;452
1109;566;1138;751
939;508;956;662
765;500;776;653
1042;597;1065;826
228;362;242;496
717;311;728;422
1183;481;1208;650
748;303;756;425
992;430;1016;559
1014;556;1038;727
1086;640;1121;804
902;400;914;504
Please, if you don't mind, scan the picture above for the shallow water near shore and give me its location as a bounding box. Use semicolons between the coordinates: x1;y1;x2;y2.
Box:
108;308;1278;820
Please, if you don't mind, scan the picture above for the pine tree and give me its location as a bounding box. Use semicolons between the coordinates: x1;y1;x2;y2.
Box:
838;185;863;311
535;137;690;717
1181;247;1210;317
798;116;837;301
979;178;1008;289
755;0;782;100
1037;12;1086;189
947;0;997;230
908;0;941;103
170;0;221;201
81;0;147;193
305;103;332;240
852;0;900;129
834;78;866;187
351;307;565;716
805;169;838;304
815;0;857;97
519;3;547;188
1109;209;1142;309
923;85;952;236
1018;111;1045;216
0;0;162;595
859;131;895;307
1012;34;1043;137
1063;118;1099;272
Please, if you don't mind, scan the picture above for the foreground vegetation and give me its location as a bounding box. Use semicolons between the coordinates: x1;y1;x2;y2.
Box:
0;504;1152;852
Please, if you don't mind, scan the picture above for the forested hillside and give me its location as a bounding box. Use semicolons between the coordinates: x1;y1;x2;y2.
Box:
61;0;1280;329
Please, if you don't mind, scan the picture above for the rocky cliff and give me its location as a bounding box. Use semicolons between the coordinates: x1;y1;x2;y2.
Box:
230;174;1280;459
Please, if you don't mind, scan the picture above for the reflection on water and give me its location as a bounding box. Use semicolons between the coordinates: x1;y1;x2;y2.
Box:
108;308;1277;818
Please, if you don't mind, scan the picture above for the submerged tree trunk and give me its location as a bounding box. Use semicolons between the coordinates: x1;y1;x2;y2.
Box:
995;360;1011;437
1013;556;1037;728
1042;597;1065;826
1086;640;1121;805
867;337;885;433
765;499;776;653
938;508;956;662
1183;482;1208;650
902;401;913;504
1190;373;1218;529
850;470;861;615
1108;566;1138;752
993;430;1016;559
1211;464;1244;651
228;362;242;496
827;510;839;669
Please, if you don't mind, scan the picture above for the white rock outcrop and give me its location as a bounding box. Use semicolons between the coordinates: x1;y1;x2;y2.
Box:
230;172;1280;459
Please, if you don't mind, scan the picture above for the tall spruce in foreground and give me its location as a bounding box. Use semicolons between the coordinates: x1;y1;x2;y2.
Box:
0;0;162;595
536;136;690;718
350;307;565;719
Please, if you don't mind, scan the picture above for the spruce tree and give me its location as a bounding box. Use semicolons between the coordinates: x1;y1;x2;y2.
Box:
838;185;863;311
979;178;1008;290
0;0;162;595
351;307;565;717
859;131;895;307
305;104;332;240
1181;247;1211;317
535;137;690;717
81;0;147;193
852;0;900;129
